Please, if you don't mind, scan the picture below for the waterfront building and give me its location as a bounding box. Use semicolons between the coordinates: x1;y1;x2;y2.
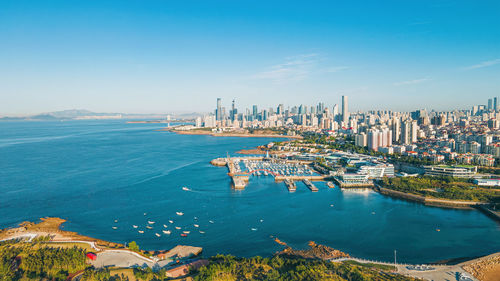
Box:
423;165;476;178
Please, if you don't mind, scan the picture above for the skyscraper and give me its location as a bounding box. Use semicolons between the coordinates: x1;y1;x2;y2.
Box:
332;104;339;120
231;99;237;121
252;105;258;119
488;98;493;111
216;98;222;121
495;97;498;111
342;95;349;123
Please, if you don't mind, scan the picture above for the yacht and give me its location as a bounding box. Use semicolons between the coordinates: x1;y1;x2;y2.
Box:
182;187;190;191
162;230;171;235
155;233;161;237
176;212;184;216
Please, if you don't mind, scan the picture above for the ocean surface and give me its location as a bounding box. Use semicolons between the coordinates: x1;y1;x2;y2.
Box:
0;120;499;264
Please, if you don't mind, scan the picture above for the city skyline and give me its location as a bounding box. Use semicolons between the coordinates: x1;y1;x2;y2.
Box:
1;0;499;115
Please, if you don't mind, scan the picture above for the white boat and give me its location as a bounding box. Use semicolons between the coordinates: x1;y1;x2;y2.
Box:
143;213;147;216
114;220;118;223
155;233;161;237
209;220;214;224
112;226;118;230
163;224;168;228
176;212;184;216
132;225;138;228
146;226;153;229
148;221;155;224
183;231;190;234
175;226;181;230
199;231;205;234
138;230;144;234
163;230;171;234
182;187;190;191
251;228;257;231
194;224;199;228
169;220;173;224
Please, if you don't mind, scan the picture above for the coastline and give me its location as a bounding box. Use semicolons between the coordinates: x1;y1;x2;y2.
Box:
372;185;500;219
2;217;500;280
162;127;303;139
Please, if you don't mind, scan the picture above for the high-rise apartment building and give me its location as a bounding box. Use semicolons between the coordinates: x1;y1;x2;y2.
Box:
342;96;349;123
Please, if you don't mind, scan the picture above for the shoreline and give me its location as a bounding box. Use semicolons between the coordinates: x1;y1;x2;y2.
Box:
2;217;499;280
162;127;303;139
374;185;489;210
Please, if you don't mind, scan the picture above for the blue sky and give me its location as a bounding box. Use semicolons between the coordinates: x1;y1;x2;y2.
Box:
0;0;499;115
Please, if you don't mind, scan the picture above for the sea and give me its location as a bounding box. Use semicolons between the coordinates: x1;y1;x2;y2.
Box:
0;120;499;264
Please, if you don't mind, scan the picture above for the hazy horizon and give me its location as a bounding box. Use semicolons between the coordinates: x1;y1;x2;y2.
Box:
1;0;499;115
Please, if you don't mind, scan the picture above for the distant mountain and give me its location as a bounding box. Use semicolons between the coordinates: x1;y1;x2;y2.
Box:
0;109;204;121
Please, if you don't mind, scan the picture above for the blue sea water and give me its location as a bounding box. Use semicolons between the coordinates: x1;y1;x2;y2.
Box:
0;120;499;264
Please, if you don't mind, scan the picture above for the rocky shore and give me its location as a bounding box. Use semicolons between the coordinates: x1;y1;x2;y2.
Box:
276;240;350;260
463;253;500;281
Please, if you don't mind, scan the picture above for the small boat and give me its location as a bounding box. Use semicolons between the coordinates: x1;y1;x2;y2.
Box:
251;228;257;231
176;212;184;216
155;233;161;237
148;221;155;224
180;233;187;237
327;182;335;188
169;220;174;224
114;220;118;223
194;217;198;220
146;226;153;229
175;226;181;230
194;224;199;228
112;226;118;230
330;204;334;207
163;224;168;228
436;228;441;232
260;219;264;223
182;187;190;191
138;230;144;234
199;231;205;234
209;220;214;224
163;230;171;234
143;213;147;216
371;212;376;215
133;225;138;228
183;231;190;234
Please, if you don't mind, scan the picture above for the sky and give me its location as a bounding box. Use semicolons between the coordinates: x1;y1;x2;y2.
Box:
0;0;499;115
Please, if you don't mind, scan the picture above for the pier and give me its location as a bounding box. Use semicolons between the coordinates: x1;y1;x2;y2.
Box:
284;179;297;192
303;179;318;192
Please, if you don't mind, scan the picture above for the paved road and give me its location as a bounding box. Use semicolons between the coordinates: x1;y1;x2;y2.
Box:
91;250;155;268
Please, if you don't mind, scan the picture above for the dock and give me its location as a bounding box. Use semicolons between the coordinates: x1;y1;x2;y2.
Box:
284;179;297;192
303;179;318;192
232;177;247;189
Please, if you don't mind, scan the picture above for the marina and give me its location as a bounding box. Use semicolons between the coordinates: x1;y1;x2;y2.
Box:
213;156;326;191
